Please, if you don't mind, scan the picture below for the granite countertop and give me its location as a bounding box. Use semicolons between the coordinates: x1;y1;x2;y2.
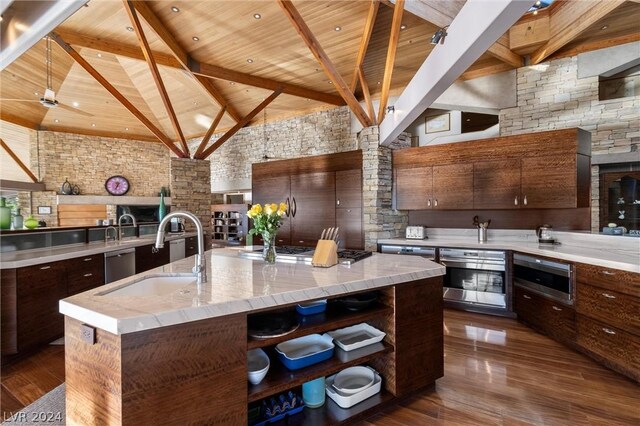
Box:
378;233;640;273
59;248;445;335
0;232;198;269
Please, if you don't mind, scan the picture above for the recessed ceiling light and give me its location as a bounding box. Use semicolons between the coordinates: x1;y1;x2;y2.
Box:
600;25;608;30
247;58;254;63
34;91;39;96
97;53;102;58
334;26;341;32
377;81;381;85
533;10;538;15
125;127;129;131
171;6;180;13
192;36;199;41
328;80;333;84
91;123;96;127
126;26;134;32
253;13;261;19
72;101;79;107
400;24;407;30
229;82;236;85
54;119;59;123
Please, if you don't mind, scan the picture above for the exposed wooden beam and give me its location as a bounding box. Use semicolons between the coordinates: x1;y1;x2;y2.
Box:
378;0;404;123
130;0;242;125
198;89;283;160
350;0;380;93
358;67;376;125
49;32;187;158
276;0;371;127
0;138;39;183
194;106;226;159
0;112;39;130
460;62;515;81
123;0;189;156
42;125;159;142
530;0;626;65
395;0;523;68
549;32;640;62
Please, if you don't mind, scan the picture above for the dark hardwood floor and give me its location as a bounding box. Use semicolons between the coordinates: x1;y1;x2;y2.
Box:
1;310;638;425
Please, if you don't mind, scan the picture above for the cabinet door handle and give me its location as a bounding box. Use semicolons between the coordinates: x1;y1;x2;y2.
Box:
40;266;51;270
523;195;528;206
427;199;432;207
285;197;291;217
298;240;304;244
336;199;340;206
552;306;562;311
83;257;92;262
434;199;438;207
514;196;518;206
292;197;297;217
523;294;532;300
601;270;615;276
601;293;616;299
602;327;616;335
83;273;93;277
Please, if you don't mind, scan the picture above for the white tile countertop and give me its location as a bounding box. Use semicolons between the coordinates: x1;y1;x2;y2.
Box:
59;247;445;335
378;229;640;274
0;232;198;269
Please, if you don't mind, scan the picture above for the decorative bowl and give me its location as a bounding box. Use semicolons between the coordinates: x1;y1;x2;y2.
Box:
247;348;270;385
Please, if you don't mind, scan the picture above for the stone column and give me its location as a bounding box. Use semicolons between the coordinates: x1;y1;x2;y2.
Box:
359;126;411;251
170;158;212;237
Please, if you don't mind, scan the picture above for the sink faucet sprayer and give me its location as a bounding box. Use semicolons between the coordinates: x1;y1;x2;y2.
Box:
118;213;137;240
155;211;207;285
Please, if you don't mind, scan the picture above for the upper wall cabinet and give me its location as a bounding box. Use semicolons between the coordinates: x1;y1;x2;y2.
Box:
393;128;592;211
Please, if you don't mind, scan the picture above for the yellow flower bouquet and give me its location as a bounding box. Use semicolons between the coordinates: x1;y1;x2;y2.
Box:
247;202;288;263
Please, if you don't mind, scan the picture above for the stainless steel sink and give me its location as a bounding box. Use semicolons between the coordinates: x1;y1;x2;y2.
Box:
97;275;197;297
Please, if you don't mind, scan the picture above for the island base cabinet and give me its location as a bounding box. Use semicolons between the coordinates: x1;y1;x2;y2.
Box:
64;315;247;425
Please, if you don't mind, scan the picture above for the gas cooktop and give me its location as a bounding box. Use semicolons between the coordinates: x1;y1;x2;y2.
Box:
238;245;373;264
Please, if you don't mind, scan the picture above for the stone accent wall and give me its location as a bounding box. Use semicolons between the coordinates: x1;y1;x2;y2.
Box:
360;127;411;251
188;106;356;191
499;56;640;231
170;158;211;235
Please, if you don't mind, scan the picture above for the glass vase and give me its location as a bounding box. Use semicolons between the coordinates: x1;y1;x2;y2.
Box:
262;233;277;264
0;197;11;230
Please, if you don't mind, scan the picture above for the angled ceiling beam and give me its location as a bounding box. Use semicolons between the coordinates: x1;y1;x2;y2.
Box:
379;0;532;145
349;0;380;92
277;0;372;127
49;32;187;158
129;0;242;124
0;111;40;130
393;0;524;68
0;138;39;183
198;89;283;160
358;67;376;125
377;0;404;123
194;106;226;159
530;0;626;65
123;0;189;157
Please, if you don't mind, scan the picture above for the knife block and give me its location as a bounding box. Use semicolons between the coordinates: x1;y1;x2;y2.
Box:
312;240;338;268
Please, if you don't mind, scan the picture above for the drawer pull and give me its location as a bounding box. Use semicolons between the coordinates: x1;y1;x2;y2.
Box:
601;293;616;299
602;327;616;335
601;270;615;276
523;294;532;300
83;258;92;262
83;273;93;277
552;306;562;311
40;266;51;270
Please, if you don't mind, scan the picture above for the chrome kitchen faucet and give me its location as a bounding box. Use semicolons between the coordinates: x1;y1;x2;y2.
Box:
155;211;207;285
118;213;137;240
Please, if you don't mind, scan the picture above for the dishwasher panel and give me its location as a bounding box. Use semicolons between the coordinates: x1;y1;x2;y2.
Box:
105;248;136;284
169;239;186;262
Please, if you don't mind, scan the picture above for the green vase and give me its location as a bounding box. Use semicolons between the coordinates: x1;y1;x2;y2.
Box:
0;197;11;230
158;193;166;221
24;214;39;230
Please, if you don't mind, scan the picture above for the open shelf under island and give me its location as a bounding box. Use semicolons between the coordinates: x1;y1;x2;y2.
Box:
60;247;445;425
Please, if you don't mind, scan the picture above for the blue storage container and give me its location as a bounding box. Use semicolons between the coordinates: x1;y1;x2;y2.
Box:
295;299;327;315
275;334;334;370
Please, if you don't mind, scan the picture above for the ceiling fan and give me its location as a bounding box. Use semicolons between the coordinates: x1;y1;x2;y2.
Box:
0;35;93;117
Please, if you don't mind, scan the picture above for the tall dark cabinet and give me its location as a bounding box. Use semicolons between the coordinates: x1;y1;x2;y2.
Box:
252;150;363;249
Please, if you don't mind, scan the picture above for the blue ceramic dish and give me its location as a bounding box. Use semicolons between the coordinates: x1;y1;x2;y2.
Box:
275;334;335;370
296;299;327;315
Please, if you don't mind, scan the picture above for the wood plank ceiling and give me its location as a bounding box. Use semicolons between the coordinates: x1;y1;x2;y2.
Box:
0;0;638;157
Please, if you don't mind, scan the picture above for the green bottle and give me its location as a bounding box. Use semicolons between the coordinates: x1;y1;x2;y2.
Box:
158;192;166;221
0;197;10;230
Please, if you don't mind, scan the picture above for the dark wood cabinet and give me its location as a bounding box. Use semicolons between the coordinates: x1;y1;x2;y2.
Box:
521;155;579;208
432;163;474;209
185;236;198;257
395;167;433;210
252;150;363;248
16;262;67;353
514;286;575;344
473;160;521;209
66;255;105;295
135;244;170;274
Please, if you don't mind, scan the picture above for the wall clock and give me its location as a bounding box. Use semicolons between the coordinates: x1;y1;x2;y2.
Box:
105;175;130;196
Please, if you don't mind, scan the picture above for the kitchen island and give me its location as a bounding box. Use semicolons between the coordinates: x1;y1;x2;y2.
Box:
60;248;445;425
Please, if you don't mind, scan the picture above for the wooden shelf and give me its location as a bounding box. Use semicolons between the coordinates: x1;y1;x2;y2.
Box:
247;304;393;350
248;341;393;402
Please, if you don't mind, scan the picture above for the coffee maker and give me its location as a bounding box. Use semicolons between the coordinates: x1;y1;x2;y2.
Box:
170;217;185;233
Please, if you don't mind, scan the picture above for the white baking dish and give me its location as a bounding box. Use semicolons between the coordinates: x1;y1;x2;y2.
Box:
324;323;386;351
325;367;381;408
